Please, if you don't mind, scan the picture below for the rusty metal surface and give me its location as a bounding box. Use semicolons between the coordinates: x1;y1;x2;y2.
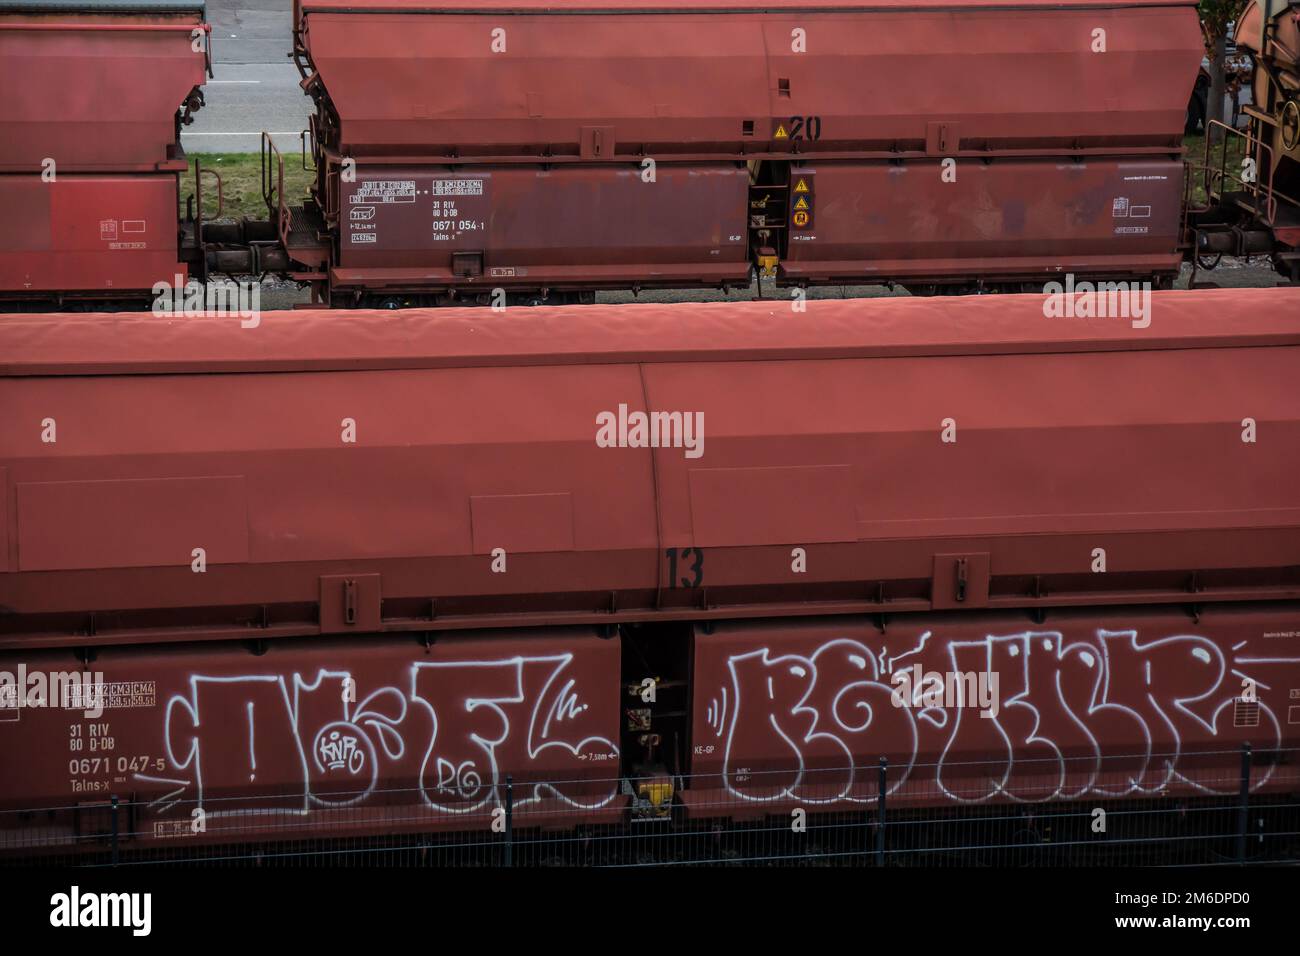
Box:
1;290;1298;642
0;629;622;842
0;9;205;172
0;175;185;294
782;159;1185;283
684;606;1300;814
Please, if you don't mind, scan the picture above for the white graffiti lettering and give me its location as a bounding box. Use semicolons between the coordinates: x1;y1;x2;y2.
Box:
136;653;618;820
709;629;1299;805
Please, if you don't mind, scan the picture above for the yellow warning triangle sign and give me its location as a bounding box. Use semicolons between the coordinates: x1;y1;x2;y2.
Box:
774;125;788;140
793;196;810;211
794;178;810;193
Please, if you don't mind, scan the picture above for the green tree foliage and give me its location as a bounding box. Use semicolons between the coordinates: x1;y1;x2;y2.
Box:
1199;0;1250;139
1199;0;1249;47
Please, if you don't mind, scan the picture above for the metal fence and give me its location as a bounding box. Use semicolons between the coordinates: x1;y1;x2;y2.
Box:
3;745;1297;867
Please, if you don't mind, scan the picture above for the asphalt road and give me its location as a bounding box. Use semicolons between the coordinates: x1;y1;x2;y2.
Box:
181;0;311;155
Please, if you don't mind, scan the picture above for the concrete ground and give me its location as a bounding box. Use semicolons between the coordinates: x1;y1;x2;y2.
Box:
181;0;309;155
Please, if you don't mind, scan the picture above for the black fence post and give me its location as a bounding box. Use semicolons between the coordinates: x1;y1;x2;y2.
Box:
876;756;887;867
1236;743;1252;864
504;774;514;867
110;794;119;867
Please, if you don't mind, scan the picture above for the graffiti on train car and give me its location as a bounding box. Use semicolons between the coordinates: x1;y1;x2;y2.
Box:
132;652;620;818
698;627;1300;805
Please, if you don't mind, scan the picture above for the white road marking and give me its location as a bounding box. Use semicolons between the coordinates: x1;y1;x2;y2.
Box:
185;131;302;137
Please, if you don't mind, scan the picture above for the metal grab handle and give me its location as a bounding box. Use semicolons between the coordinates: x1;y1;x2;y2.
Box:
199;167;223;221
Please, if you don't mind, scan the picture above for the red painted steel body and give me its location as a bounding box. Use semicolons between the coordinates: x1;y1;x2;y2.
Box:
780;159;1187;282
0;8;205;171
1;289;1298;844
0;4;206;300
1;289;1298;642
337;164;752;286
0;175;184;296
299;0;1198;155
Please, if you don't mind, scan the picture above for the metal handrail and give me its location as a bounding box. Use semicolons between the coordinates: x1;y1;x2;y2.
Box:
261;131;291;252
1202;118;1300;225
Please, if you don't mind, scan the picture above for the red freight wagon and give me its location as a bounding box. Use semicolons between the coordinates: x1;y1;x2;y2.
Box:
0;0;207;307
289;0;1205;303
0;289;1298;850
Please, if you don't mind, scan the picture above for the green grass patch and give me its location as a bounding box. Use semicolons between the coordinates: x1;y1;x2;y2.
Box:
189;152;315;221
1183;131;1251;207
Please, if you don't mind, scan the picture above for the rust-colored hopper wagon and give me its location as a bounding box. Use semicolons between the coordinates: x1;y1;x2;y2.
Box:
0;0;208;309
288;0;1206;304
